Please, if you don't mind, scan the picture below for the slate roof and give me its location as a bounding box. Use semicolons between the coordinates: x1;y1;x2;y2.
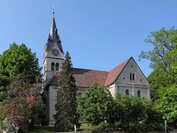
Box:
45;57;131;89
45;13;64;54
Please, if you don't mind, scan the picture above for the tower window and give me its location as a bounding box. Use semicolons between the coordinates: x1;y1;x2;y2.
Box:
56;63;59;71
51;62;54;71
137;90;141;97
125;89;129;95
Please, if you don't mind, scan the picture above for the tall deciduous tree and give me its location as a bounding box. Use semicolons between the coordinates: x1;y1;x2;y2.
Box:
0;43;41;101
140;28;177;73
147;69;173;100
54;52;77;132
156;84;177;128
0;43;41;82
139;27;177;127
77;84;115;125
139;28;177;98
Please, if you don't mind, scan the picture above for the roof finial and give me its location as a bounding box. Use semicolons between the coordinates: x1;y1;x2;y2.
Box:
52;5;55;15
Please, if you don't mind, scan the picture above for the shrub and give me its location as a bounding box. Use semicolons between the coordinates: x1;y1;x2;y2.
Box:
93;122;115;132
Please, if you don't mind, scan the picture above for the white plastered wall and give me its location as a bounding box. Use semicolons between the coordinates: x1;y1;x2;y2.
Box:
109;58;150;99
48;86;58;124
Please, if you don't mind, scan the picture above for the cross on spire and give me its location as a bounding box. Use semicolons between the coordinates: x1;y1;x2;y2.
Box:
52;6;55;15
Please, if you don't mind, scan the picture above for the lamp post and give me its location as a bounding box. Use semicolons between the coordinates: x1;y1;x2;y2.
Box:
164;120;167;133
73;115;77;132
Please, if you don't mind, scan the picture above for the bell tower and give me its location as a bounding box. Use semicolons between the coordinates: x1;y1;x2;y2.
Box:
43;11;64;82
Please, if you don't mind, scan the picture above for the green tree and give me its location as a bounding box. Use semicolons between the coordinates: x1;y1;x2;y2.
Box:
115;95;145;123
0;43;40;81
0;43;41;101
140;28;177;73
54;52;77;132
77;84;115;125
139;28;177;100
139;27;177;129
115;95;163;132
156;84;177;128
147;69;172;100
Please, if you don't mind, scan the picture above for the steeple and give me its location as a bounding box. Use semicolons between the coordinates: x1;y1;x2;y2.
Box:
43;10;65;82
48;10;64;54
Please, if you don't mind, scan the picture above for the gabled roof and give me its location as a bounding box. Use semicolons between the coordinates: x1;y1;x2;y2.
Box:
44;68;108;88
44;57;134;89
73;68;108;88
104;58;130;86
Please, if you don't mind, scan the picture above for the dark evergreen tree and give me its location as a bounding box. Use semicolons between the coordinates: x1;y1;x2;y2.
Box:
54;52;77;131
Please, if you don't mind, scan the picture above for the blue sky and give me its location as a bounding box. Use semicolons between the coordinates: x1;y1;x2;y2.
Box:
0;0;177;76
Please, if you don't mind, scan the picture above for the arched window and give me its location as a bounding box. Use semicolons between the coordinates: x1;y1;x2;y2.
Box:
137;90;141;97
125;89;129;95
77;92;82;97
51;62;54;71
56;63;59;71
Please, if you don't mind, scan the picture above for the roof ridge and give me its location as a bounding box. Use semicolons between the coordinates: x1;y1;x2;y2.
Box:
73;67;108;73
104;57;131;86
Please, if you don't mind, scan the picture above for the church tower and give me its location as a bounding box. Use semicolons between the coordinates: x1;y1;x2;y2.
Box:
43;11;64;82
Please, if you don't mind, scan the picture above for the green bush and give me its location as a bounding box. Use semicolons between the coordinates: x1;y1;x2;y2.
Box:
114;122;164;132
80;122;164;132
93;122;114;132
0;119;5;131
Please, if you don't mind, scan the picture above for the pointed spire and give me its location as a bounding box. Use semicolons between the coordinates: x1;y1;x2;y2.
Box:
49;9;59;41
48;8;64;53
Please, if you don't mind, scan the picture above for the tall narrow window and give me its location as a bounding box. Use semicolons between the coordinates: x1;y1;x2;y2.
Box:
125;89;129;95
137;90;141;97
132;73;135;80
51;62;54;71
130;73;135;80
130;73;132;80
56;63;59;71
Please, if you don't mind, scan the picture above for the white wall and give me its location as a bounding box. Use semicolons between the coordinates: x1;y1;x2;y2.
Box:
110;58;150;99
48;86;58;124
108;84;116;97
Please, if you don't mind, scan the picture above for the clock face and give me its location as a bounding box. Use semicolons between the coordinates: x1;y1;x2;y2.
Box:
52;49;59;56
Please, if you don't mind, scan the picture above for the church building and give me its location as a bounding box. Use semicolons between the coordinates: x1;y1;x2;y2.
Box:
43;13;151;124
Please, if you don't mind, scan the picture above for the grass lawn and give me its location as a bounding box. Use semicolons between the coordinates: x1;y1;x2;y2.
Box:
79;123;94;131
30;125;55;133
30;124;93;132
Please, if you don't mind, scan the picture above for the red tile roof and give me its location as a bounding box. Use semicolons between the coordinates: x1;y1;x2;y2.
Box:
104;58;129;86
44;57;131;89
73;68;108;88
